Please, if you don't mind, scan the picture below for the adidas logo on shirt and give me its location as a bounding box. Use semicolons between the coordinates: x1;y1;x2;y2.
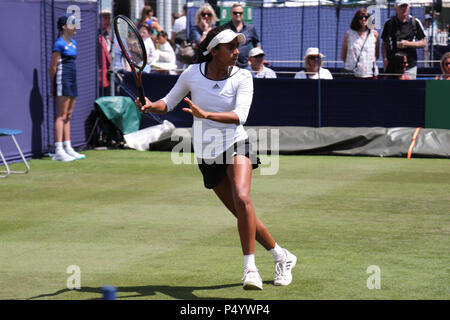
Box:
213;84;220;89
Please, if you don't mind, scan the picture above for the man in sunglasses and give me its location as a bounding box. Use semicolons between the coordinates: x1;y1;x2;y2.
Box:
381;0;426;79
222;3;261;69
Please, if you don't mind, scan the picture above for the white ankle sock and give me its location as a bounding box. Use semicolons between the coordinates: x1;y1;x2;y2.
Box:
244;254;257;271
270;243;285;262
55;142;64;153
63;140;73;151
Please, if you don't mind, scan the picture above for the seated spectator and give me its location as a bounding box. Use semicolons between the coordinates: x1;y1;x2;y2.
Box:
138;24;156;73
435;52;450;80
247;48;276;78
384;52;412;80
171;4;188;72
295;48;333;79
152;31;177;75
189;3;217;48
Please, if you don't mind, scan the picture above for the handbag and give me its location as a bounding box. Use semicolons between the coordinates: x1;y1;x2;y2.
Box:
176;41;195;65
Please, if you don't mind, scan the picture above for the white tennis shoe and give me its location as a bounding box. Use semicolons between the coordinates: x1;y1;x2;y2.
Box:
242;267;263;290
274;249;297;286
65;148;86;160
52;150;76;162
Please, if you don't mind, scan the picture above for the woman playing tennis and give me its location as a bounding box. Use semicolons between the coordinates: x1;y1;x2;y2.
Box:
135;26;296;290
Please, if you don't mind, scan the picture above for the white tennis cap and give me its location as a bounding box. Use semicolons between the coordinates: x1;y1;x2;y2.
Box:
395;0;409;6
249;47;265;57
304;47;325;59
204;29;246;55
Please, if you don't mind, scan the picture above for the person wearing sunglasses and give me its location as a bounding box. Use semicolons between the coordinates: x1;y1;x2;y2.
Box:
381;0;426;79
435;52;450;80
222;3;261;69
341;8;379;79
189;3;218;48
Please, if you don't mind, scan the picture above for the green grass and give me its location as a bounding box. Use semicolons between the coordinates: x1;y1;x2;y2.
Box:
0;150;449;300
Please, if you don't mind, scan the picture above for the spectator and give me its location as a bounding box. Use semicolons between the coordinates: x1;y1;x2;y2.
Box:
137;5;162;43
423;14;438;67
247;48;276;78
139;24;157;73
152;31;177;74
99;8;112;96
435;52;450;80
171;4;188;72
223;3;261;68
189;3;218;47
384;52;412;79
294;48;333;80
341;8;379;79
49;15;85;161
381;0;426;79
171;4;187;49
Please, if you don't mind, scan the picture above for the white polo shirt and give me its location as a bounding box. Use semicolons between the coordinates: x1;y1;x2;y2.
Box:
162;62;253;159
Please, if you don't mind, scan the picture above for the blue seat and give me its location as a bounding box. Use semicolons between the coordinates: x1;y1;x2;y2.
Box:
0;129;30;178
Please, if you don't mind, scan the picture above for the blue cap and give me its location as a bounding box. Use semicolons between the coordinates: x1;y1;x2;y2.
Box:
57;15;76;30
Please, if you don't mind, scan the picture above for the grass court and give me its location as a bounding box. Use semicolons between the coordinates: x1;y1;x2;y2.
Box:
0;150;449;300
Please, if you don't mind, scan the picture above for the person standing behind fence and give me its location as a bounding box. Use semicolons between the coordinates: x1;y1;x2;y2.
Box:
341;8;379;79
189;3;218;48
99;8;112;97
223;3;261;69
294;48;333;79
49;15;85;161
381;0;426;80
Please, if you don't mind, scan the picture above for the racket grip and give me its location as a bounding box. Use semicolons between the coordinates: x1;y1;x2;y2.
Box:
138;86;146;106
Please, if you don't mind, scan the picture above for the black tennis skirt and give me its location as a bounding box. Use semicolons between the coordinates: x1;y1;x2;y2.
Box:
197;139;260;189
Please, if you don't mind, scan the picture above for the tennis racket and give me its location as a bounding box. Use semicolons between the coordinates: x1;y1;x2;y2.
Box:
113;15;147;106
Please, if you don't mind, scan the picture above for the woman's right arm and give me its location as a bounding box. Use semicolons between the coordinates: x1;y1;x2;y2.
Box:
136;66;191;114
48;52;60;94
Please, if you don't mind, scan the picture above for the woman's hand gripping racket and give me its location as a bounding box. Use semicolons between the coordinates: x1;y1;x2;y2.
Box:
114;15;147;106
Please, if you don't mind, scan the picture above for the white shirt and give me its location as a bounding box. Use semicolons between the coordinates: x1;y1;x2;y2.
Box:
143;37;156;71
172;16;186;34
248;66;277;78
162;63;253;159
294;67;333;79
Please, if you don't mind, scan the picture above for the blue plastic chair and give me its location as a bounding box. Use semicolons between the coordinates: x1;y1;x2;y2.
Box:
0;129;30;178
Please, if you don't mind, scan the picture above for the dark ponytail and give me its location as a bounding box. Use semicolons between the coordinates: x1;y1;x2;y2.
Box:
194;26;228;64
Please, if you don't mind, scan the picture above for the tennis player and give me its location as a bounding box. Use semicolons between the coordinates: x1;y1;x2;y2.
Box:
135;26;296;290
48;15;85;161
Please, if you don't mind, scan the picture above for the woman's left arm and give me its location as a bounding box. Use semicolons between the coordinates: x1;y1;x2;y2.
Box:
183;97;240;124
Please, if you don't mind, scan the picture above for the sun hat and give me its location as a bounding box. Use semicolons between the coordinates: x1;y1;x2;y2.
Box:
395;0;410;6
304;47;325;60
249;47;265;57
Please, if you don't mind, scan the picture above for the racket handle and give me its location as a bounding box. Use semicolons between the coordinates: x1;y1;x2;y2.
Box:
138;86;146;106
